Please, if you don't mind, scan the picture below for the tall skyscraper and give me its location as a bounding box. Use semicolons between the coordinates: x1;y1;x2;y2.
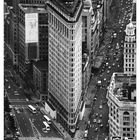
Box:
123;22;136;76
46;0;83;133
107;73;136;140
18;4;48;77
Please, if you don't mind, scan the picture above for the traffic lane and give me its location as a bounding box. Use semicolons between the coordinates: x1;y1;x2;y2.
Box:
24;108;62;138
15;109;34;137
88;88;109;140
5;77;27;100
5;84;26;101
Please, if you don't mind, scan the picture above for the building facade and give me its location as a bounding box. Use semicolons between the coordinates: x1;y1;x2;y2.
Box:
18;4;48;77
33;61;48;101
123;22;136;76
9;8;19;66
82;0;92;94
46;0;83;134
82;0;92;56
107;73;136;140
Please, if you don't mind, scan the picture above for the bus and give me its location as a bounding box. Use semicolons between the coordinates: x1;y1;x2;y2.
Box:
43;121;50;131
28;105;36;113
44;115;51;124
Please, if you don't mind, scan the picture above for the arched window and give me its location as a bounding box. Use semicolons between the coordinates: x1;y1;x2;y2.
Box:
123;112;130;122
123;111;130;115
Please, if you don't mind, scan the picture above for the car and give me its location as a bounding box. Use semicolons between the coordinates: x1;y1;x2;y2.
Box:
26;98;29;102
16;131;20;136
84;133;88;138
17;110;20;114
93;119;97;123
8;85;11;89
99;105;102;109
95;113;98;117
42;128;48;133
14;91;19;96
107;70;110;74
99;114;102;118
116;58;119;61
5;79;8;82
14;107;18;111
97;119;102;124
94;128;98;132
112;63;115;66
108;46;111;49
113;33;117;38
100;124;103;128
104;78;106;81
93;97;97;101
106;62;109;66
116;43;119;49
108;66;111;69
14;91;18;93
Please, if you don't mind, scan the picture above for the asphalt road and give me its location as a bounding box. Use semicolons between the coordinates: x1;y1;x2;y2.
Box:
85;1;134;139
14;107;62;138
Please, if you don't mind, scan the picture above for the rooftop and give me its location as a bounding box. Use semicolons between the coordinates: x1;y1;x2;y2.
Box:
19;4;47;13
111;73;136;102
34;60;48;71
46;0;83;21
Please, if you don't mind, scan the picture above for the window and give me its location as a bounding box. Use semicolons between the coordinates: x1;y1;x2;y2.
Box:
127;133;130;137
123;128;126;131
123;122;130;126
123;133;126;137
123;117;130;121
127;128;130;131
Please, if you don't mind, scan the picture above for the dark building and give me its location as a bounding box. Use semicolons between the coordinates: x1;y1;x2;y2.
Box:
18;4;48;78
33;60;48;101
9;7;19;66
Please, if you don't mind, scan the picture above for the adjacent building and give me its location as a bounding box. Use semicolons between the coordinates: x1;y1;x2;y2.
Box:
123;22;136;76
132;0;136;27
46;0;83;134
4;3;10;44
10;0;46;67
33;60;48;101
9;7;19;66
107;73;136;140
18;4;48;78
82;0;92;94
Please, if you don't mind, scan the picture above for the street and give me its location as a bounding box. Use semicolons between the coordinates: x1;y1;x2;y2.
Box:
81;0;134;139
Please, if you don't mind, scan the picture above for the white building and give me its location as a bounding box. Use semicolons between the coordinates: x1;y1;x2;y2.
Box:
46;0;83;133
123;22;136;76
107;73;136;140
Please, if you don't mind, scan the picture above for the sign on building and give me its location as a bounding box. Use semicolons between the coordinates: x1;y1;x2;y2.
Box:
25;13;38;43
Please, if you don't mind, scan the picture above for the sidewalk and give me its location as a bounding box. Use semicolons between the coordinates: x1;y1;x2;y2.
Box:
40;108;71;140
